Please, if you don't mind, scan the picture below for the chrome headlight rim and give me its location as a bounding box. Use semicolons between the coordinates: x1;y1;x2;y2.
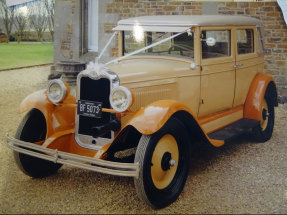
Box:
47;79;67;104
109;86;133;112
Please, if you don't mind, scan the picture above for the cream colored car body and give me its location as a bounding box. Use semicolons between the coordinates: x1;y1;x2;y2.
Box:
108;15;265;134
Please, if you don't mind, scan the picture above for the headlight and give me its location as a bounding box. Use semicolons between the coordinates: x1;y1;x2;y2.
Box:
110;86;133;112
47;79;67;104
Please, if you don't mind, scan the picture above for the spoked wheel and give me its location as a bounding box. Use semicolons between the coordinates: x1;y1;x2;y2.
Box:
252;96;275;142
134;117;189;209
14;109;62;178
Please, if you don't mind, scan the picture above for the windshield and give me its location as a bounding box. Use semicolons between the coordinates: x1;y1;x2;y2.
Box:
123;31;194;59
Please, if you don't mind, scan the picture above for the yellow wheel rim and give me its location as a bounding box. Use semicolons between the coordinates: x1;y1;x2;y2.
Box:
260;99;269;131
151;134;179;190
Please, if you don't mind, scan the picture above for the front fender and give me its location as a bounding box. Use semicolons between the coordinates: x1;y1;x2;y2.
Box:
20;89;52;117
127;100;196;135
126;100;223;146
19;89;76;138
244;74;278;121
97;100;224;158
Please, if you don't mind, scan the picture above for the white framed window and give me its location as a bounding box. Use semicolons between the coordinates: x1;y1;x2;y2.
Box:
88;0;99;52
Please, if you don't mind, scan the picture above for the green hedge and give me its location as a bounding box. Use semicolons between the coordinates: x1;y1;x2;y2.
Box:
10;31;53;42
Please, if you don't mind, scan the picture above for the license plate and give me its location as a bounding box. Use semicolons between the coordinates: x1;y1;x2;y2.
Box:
77;100;102;118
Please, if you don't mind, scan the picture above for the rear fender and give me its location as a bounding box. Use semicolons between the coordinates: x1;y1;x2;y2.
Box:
244;74;278;121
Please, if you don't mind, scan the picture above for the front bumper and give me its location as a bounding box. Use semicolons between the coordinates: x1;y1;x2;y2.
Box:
5;134;139;178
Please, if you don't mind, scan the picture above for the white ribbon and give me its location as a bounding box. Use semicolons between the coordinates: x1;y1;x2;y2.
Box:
105;29;189;65
96;31;119;62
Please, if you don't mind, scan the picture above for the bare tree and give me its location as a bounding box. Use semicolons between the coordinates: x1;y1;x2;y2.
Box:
44;0;54;40
14;8;28;43
0;18;3;33
28;1;47;42
0;0;15;42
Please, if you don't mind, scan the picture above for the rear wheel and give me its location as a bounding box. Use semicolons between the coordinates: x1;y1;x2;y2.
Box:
252;95;275;142
134;117;189;209
14;109;62;178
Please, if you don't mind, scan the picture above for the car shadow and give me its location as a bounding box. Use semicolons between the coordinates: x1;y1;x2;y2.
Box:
188;134;253;176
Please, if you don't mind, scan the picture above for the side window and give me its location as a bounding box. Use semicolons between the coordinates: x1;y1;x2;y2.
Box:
201;30;231;59
237;29;254;54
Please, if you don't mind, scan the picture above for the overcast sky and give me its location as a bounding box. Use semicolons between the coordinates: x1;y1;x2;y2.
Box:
277;0;287;25
4;0;287;25
5;0;35;7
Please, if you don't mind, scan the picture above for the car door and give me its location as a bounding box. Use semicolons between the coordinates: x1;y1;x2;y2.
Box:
198;27;236;118
233;26;264;107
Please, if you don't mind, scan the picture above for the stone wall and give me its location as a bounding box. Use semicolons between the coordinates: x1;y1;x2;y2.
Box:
104;0;287;97
51;0;85;83
217;1;287;97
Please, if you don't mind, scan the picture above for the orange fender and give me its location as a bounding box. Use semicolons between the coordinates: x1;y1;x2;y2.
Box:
97;100;224;159
126;100;194;135
19;89;77;138
128;100;223;146
244;74;277;121
19;89;96;157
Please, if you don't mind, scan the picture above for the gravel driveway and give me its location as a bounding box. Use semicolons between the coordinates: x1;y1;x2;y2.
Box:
0;67;286;214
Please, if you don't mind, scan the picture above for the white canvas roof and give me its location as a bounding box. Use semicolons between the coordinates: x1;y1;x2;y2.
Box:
113;15;262;32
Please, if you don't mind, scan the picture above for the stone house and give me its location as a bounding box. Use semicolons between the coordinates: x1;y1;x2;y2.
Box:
51;0;287;99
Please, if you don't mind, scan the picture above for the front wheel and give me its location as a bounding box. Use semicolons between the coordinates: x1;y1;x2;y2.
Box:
14;109;62;178
134;117;189;209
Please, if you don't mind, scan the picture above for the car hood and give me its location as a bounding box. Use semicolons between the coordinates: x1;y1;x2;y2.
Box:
106;56;192;85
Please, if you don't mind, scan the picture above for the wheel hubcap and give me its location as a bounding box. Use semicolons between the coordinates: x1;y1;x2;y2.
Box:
260;99;269;131
161;152;172;171
262;109;267;120
151;134;179;190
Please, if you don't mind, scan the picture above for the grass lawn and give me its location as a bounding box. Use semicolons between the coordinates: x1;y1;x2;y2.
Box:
0;42;53;70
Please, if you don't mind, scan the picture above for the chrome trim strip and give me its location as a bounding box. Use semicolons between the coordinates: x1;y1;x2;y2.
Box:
75;64;120;150
5;134;139;178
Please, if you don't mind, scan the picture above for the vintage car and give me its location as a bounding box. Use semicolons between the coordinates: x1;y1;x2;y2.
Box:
6;15;278;209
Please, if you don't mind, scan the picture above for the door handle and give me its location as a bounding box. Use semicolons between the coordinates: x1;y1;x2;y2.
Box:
234;64;244;68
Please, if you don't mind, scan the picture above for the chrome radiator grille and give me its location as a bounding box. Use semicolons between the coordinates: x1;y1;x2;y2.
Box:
78;76;111;139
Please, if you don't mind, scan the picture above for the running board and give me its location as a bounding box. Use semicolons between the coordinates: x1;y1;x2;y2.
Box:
208;118;260;143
